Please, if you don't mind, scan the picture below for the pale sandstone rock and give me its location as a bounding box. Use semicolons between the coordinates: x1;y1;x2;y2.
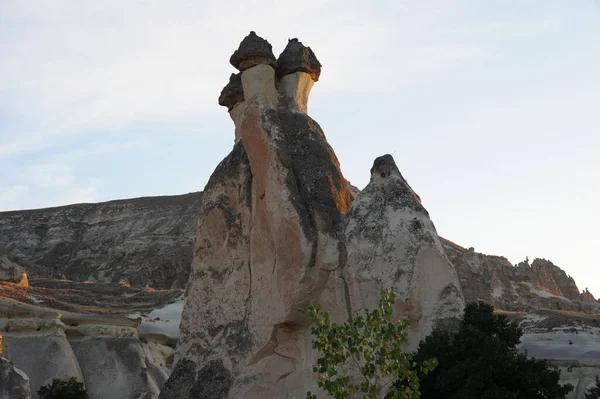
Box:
515;311;600;399
0;310;84;399
160;33;464;398
0;297;173;399
229;101;246;143
344;155;464;348
279;72;314;114
70;338;161;399
241;64;279;109
276;39;322;113
3;333;84;398
0;357;31;399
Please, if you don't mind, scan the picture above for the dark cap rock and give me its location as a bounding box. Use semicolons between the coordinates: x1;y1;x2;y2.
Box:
229;31;276;71
277;38;322;81
370;154;400;179
218;73;244;110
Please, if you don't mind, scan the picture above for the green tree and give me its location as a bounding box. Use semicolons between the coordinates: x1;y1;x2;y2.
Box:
404;301;573;399
306;289;436;399
584;376;600;399
37;377;88;399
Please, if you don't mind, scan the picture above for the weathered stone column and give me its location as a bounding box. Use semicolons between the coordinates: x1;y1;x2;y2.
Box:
231;31;278;109
276;38;322;113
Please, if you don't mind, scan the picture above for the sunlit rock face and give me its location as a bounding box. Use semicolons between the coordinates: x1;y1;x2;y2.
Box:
160;32;465;398
0;356;31;399
443;240;600;314
161;31;353;399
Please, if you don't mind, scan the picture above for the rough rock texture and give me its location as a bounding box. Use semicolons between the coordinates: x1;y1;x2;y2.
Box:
0;296;174;399
2;318;85;398
229;31;276;71
218;73;244;111
160;33;464;399
0;356;31;399
0;250;52;282
512;310;600;399
579;288;596;302
443;239;597;313
276;38;321;81
344;155;464;347
0;193;202;289
71;338;162;399
0;253;23;282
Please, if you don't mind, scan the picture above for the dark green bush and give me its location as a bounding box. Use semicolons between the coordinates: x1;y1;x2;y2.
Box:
391;301;574;399
37;377;88;399
584;376;600;399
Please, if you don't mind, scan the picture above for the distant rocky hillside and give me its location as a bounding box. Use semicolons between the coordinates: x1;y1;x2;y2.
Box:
1;192;596;310
0;193;202;289
443;238;598;312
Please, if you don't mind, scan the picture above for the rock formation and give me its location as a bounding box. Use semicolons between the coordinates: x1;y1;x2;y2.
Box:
0;354;31;399
443;239;599;313
0;31;597;399
344;155;464;347
0;193;202;289
514;310;600;399
0;283;177;399
160;32;464;398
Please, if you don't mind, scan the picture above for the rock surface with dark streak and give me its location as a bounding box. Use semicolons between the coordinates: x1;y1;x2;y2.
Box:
160;33;464;399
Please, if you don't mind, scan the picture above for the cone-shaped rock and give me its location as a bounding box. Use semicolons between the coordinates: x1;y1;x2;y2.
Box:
229;31;276;71
344;154;465;348
277;38;322;81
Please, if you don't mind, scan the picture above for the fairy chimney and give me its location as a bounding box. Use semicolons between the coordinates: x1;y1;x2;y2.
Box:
276;38;322;113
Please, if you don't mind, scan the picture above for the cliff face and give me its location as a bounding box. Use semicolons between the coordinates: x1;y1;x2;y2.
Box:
442;239;597;312
0;193;202;289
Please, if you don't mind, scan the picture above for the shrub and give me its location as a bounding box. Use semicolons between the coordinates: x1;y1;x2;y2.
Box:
402;301;573;399
306;289;436;399
37;377;88;399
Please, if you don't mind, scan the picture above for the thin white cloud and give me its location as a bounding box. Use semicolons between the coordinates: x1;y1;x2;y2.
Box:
0;0;485;156
0;185;29;211
28;163;73;187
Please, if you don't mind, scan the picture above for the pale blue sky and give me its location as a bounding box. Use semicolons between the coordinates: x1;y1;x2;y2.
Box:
1;1;599;295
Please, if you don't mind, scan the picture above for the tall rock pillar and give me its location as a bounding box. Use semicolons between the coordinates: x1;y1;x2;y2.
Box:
160;31;354;399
